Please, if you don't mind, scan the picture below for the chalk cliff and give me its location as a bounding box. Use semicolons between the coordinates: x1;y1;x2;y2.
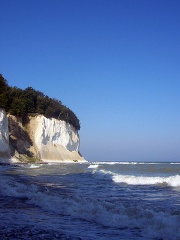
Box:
0;109;10;159
27;115;84;162
0;109;84;162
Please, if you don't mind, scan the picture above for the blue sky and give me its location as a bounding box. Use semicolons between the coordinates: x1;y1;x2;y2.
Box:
0;0;180;162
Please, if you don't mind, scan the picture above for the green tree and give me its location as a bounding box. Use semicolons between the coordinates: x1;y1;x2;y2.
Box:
0;73;81;130
9;98;26;116
0;74;8;94
0;92;8;109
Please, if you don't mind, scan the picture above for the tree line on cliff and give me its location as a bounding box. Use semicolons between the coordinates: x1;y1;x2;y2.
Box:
0;74;80;130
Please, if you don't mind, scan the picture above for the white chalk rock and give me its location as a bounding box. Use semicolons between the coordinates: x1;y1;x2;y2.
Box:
0;108;10;158
28;115;85;162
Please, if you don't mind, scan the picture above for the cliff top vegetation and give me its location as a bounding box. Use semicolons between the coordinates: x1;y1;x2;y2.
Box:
0;74;80;130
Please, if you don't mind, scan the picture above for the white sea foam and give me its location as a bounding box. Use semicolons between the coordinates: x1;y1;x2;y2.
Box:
112;174;180;187
88;164;99;169
29;164;41;168
90;161;121;165
92;169;113;180
91;161;164;165
92;169;180;187
1;174;179;240
170;162;180;164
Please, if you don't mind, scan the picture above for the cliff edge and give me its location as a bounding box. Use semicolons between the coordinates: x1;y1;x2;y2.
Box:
0;108;85;163
0;109;10;160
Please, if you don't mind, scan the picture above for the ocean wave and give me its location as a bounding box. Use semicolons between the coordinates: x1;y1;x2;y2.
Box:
88;164;99;169
90;161;164;165
29;164;41;168
112;174;180;187
90;161;120;165
92;169;180;187
90;161;147;165
1;174;179;240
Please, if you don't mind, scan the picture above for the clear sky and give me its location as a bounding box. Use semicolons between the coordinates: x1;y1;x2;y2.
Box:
0;0;180;162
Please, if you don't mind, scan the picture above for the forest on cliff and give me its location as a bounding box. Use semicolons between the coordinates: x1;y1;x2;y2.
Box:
0;74;80;130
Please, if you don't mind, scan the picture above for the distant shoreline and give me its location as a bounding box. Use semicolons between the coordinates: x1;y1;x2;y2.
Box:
0;157;88;165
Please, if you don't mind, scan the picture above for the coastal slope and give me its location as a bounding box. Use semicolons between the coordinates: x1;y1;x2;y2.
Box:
0;109;10;159
0;108;84;162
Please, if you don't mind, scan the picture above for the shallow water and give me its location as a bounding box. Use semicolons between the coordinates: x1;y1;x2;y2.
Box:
0;161;180;239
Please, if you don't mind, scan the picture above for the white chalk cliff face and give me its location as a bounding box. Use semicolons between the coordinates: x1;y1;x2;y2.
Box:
0;108;84;162
28;115;84;161
0;109;10;158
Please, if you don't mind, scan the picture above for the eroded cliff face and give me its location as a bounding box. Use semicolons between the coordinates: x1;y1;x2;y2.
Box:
8;114;35;161
27;115;84;162
0;109;84;162
0;109;10;159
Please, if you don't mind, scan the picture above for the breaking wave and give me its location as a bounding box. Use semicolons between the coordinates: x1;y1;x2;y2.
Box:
91;162;162;165
91;161;180;165
0;174;180;240
92;169;180;187
113;174;180;187
88;164;99;169
0;163;180;240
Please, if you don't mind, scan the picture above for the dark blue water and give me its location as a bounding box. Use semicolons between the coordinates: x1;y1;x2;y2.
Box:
0;161;180;239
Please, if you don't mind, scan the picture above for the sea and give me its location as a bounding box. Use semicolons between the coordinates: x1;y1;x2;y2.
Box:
0;161;179;240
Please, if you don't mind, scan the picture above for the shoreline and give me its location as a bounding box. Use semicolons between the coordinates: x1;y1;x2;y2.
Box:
0;157;88;165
